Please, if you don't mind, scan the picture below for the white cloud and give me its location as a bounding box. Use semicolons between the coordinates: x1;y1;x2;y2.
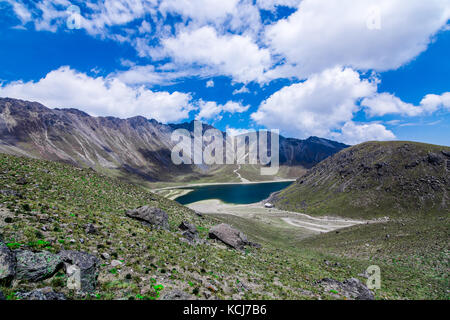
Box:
266;0;450;78
0;66;194;123
206;80;214;88
361;93;423;117
6;0;32;24
196;100;249;120
420;92;450;112
252;67;377;138
114;64;191;86
333;121;396;145
226;127;254;137
159;0;239;23
150;26;272;83
232;85;250;95
362;91;450;116
256;0;301;11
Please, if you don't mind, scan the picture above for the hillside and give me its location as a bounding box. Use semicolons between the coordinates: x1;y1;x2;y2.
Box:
0;98;347;184
270;141;450;218
1;153;448;300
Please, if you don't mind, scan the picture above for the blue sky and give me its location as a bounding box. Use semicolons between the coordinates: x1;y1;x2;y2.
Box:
0;0;449;146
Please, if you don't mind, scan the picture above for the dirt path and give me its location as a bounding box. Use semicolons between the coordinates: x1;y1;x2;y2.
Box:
233;165;249;183
188;200;366;234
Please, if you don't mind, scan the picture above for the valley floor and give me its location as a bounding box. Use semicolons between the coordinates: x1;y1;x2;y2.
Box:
188;200;368;235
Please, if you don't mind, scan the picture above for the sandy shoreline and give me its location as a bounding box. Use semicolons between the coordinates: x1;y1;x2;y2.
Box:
150;179;296;192
186;199;367;234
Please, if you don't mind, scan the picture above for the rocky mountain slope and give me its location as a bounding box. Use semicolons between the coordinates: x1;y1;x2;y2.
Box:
270;141;450;218
0;97;348;184
1;152;447;300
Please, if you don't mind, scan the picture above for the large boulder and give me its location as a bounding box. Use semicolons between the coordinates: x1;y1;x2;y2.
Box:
16;287;66;300
0;241;16;286
15;250;62;282
208;224;250;250
318;278;374;300
59;250;99;293
179;221;199;242
126;206;169;230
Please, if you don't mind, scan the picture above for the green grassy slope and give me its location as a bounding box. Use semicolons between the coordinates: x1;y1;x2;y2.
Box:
0;153;448;300
271;141;450;218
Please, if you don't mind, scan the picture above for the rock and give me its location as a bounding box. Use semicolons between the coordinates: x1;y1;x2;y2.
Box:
179;221;199;242
0;290;5;300
208;224;250;250
101;252;110;260
16;177;28;185
442;150;450;158
194;211;204;218
111;260;122;268
427;152;443;166
0;241;16;286
0;189;23;198
160;289;194;300
16;287;66;300
15;250;62;282
126;206;169;230
59;250;99;293
318;278;374;300
85;223;98;234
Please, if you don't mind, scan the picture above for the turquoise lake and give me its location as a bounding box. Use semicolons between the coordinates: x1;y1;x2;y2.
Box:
175;181;293;205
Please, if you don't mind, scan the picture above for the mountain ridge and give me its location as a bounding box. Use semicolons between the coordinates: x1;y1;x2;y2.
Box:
0;97;348;183
270;140;450;218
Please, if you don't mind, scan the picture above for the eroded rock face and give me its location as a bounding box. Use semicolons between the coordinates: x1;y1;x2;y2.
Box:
59;250;99;293
0;241;15;285
16;287;66;300
318;278;374;300
126;206;169;230
208;224;250;250
15;250;62;282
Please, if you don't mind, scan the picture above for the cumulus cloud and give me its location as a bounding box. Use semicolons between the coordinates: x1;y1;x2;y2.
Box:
233;85;250;95
0;66;194;123
151;26;272;83
252;67;377;139
362;91;450;116
420;92;450;112
196;100;249;120
361;93;423;117
266;0;450;78
256;0;301;11
332;121;396;145
225;126;255;137
206;80;214;88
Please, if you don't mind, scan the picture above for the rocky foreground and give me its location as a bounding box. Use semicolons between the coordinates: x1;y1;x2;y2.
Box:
0;153;382;300
1;152;447;300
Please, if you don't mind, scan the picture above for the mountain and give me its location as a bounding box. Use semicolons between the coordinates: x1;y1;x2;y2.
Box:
0;97;348;184
1;152;447;300
270;141;450;218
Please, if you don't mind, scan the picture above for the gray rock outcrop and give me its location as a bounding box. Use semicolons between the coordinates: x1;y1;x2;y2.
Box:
318;278;374;300
126;206;169;230
0;241;16;285
59;250;99;293
209;224;252;250
15;250;62;282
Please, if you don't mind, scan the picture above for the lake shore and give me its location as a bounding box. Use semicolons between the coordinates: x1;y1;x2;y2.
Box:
187;199;368;234
151;178;296;192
